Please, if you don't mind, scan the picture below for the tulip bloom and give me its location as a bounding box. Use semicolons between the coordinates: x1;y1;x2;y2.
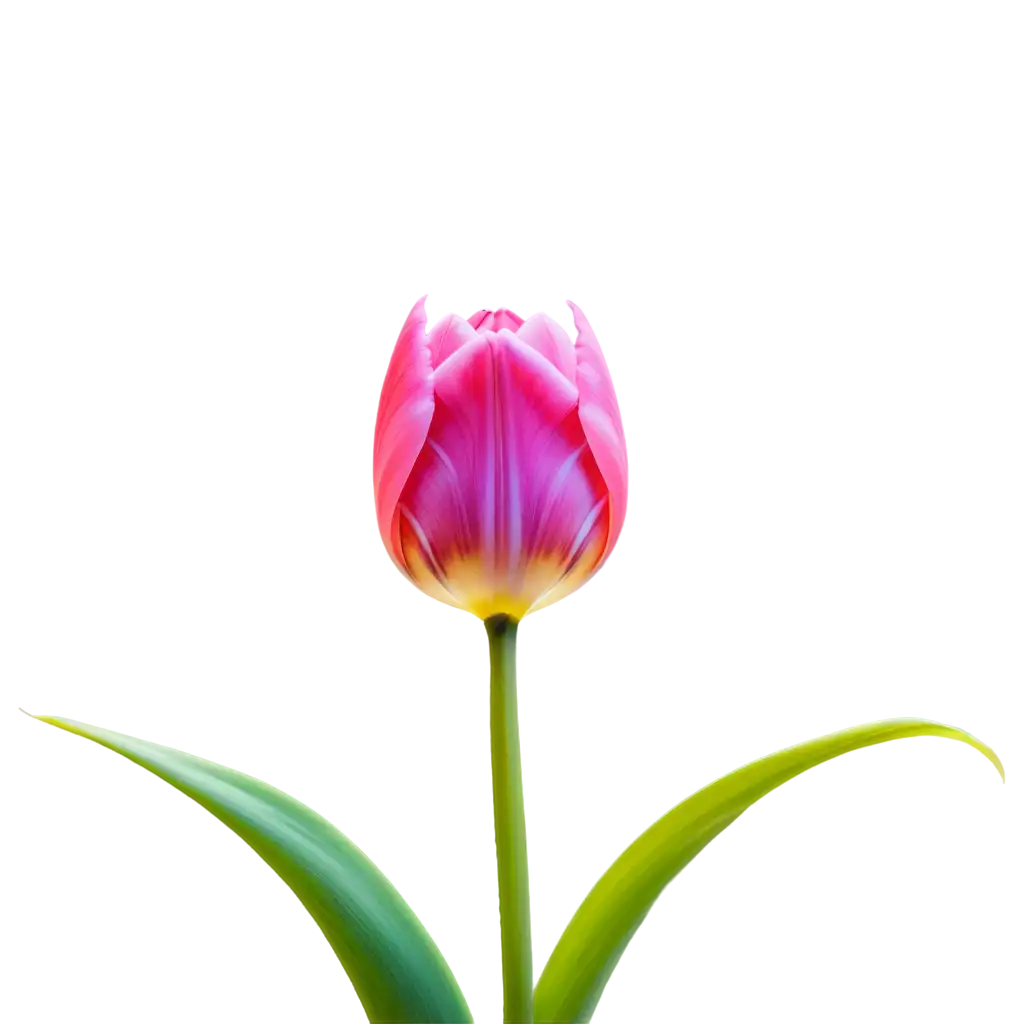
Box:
374;299;627;620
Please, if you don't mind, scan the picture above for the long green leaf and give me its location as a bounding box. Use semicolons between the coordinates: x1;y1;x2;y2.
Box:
29;714;473;1024
534;717;1002;1023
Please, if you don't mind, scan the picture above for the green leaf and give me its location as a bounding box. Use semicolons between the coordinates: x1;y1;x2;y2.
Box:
28;714;473;1024
534;717;1002;1024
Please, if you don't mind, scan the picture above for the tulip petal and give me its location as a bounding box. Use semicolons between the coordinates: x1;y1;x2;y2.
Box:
517;313;578;383
569;302;628;564
466;305;528;333
398;331;609;618
427;313;478;370
373;297;434;570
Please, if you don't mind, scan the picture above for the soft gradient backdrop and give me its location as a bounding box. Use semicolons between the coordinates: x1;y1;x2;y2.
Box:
2;2;1021;1021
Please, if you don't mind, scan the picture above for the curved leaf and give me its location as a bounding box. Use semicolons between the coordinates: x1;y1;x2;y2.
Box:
29;714;473;1024
534;718;1002;1023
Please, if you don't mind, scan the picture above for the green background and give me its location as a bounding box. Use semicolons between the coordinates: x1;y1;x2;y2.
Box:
79;634;1024;1019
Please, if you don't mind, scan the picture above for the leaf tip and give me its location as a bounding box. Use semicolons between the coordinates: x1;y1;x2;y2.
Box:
24;712;61;729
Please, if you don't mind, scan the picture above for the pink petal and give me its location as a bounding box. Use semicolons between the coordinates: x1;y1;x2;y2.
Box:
568;301;628;563
466;305;528;333
373;297;435;570
427;313;478;370
517;312;577;383
397;330;610;618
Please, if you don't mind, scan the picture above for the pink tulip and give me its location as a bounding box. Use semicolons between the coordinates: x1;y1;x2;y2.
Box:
373;299;627;620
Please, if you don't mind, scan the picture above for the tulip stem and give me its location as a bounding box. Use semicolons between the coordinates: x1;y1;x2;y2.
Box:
486;614;533;1024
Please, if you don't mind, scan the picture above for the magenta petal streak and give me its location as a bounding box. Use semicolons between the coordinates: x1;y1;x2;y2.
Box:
373;297;434;572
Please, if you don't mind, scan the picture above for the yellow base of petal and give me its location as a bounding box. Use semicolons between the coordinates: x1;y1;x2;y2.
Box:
403;547;602;620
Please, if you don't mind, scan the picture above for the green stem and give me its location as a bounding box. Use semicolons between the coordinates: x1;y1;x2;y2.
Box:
486;614;533;1024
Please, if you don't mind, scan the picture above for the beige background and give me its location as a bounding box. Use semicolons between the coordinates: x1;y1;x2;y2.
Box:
2;9;1024;1024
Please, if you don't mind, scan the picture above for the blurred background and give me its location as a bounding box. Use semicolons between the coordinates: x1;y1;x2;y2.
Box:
1;2;1021;1021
